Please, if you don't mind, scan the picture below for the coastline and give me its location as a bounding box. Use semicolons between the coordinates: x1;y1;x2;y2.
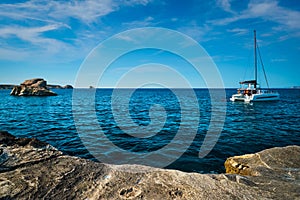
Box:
1;131;299;199
0;84;73;90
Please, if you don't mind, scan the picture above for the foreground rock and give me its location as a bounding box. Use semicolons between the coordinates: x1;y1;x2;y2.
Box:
0;131;299;199
10;78;57;96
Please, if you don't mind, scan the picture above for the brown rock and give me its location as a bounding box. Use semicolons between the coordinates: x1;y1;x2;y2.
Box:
10;78;57;96
225;146;300;177
0;131;299;199
21;78;45;86
31;80;47;88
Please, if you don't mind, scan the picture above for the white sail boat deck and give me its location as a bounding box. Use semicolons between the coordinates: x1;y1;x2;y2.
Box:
230;30;280;102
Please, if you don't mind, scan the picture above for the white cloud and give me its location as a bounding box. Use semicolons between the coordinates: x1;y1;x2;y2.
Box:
0;0;153;24
115;34;137;42
227;28;249;36
0;24;67;53
211;0;300;32
0;25;59;40
48;0;116;23
0;0;153;62
246;1;300;30
120;0;152;6
177;23;212;42
216;0;234;13
0;24;79;62
122;16;156;28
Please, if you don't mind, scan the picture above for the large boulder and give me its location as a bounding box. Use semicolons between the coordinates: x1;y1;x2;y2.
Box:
225;146;300;176
10;78;57;96
0;131;299;199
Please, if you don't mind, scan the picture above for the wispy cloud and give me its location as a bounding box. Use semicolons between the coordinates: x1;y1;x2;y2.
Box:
0;0;152;24
227;28;249;36
0;24;72;59
216;0;234;13
0;25;61;43
115;34;138;42
121;0;153;6
122;16;156;28
48;0;116;23
177;23;212;42
0;0;153;62
211;0;300;34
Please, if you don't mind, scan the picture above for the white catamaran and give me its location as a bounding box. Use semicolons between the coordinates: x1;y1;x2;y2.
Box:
230;30;280;103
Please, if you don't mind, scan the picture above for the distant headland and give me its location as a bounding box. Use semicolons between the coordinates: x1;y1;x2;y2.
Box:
0;78;73;90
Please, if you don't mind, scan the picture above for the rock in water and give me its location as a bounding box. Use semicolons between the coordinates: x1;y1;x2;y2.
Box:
21;78;46;87
0;131;299;199
63;84;73;89
10;78;57;96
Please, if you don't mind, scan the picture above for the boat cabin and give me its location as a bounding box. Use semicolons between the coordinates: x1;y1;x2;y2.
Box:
237;80;258;96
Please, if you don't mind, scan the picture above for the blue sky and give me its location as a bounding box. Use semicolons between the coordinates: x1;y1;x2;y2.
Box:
0;0;299;88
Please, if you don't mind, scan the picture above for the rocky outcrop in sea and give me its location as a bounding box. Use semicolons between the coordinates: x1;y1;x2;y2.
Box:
1;83;73;90
0;130;299;199
47;84;73;89
10;78;57;96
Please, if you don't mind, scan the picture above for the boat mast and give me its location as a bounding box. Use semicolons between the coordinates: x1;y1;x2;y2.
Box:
254;30;257;88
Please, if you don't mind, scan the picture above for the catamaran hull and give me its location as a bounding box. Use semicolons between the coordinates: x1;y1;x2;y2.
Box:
230;94;245;102
230;93;280;102
247;93;280;102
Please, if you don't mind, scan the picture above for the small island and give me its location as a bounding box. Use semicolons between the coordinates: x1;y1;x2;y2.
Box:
7;78;73;96
10;78;58;96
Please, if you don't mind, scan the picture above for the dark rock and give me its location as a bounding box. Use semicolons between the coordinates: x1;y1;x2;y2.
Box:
63;85;73;89
0;85;15;89
47;84;63;89
0;131;299;199
0;131;15;145
47;84;73;89
10;78;57;96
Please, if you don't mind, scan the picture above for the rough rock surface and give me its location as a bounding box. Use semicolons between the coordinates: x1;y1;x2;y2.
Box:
0;131;299;200
10;78;57;96
21;78;47;87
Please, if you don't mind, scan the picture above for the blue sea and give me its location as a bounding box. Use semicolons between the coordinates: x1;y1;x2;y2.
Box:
1;88;300;173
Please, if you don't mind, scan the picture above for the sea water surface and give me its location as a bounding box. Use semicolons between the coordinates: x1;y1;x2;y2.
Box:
1;88;300;173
